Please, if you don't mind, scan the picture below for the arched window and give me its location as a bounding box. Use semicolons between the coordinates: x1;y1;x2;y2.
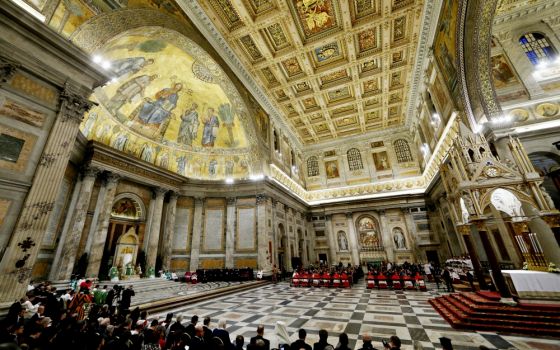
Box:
307;156;319;177
519;33;557;65
393;139;413;163
347;148;363;171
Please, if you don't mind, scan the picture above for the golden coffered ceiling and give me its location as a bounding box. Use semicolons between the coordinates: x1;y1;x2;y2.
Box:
195;0;425;145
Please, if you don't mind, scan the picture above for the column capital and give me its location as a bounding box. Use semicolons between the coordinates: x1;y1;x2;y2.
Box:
227;197;236;205
325;214;332;221
194;196;205;205
82;165;101;179
256;193;268;204
59;88;93;123
152;187;168;198
168;191;179;201
104;172;120;185
345;212;353;219
0;57;19;86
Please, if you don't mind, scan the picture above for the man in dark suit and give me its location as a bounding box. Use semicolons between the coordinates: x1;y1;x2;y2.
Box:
203;316;213;343
313;329;332;350
186;315;199;338
291;329;312;350
249;325;270;350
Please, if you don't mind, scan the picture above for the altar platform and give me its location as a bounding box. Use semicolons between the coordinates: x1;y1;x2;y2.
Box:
502;270;560;303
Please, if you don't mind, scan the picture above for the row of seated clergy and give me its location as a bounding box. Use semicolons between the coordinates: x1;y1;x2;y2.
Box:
366;271;427;290
184;268;254;283
291;271;353;288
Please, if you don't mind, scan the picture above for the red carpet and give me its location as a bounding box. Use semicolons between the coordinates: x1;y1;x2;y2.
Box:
429;292;560;337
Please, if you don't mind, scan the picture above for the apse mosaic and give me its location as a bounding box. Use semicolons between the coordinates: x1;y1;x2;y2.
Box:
433;0;459;93
81;27;259;180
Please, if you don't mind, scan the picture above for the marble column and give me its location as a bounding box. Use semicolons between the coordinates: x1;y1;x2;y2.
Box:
48;173;83;281
161;191;178;271
225;197;236;268
256;194;269;270
85;173;120;278
460;225;489;290
189;197;204;271
379;211;395;261
52;166;100;280
145;187;167;274
346;213;360;266
0;91;91;302
325;215;337;265
283;204;293;270
477;225;511;298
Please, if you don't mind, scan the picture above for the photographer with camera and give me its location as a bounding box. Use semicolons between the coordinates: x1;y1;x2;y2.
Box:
119;285;135;314
382;336;401;350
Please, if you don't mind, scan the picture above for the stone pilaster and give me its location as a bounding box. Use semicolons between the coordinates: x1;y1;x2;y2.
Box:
379;211;395;261
189;197;204;271
225;197;236;268
325;215;337;264
161;192;178;271
146;187;167;273
0;91;91;302
52;165;100;280
346;213;360;266
85;173;120;278
256;194;269;270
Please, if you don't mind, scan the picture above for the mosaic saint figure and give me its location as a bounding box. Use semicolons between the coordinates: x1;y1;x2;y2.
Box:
218;103;235;146
176;155;186;175
178;102;199;146
138;83;182;125
106;74;157;114
202;107;220;147
111;57;155;78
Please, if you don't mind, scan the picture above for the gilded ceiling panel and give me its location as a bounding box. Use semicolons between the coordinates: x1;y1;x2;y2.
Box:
194;0;425;145
288;0;342;43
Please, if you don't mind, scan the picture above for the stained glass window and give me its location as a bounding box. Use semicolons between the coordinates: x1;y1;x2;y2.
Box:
394;139;413;163
519;33;556;65
307;156;319;177
347;148;363;171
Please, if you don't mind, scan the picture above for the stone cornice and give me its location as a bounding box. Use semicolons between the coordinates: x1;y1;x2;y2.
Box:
177;0;302;151
405;0;442;130
493;0;560;26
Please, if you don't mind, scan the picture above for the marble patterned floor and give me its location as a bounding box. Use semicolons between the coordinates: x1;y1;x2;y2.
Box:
150;281;560;350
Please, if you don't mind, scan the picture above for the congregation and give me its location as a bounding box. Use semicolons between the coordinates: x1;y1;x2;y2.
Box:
0;279;404;350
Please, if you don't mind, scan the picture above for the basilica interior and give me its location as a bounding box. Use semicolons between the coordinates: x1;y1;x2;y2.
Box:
1;0;560;348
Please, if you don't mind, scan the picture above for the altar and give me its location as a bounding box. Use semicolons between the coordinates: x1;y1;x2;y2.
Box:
502;270;560;303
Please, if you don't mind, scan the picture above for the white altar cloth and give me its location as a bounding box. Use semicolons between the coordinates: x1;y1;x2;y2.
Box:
502;270;560;299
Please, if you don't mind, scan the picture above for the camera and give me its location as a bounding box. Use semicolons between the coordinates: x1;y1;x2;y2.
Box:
382;340;388;348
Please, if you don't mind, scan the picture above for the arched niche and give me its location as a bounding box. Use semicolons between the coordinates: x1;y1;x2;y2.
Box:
113;227;139;268
337;231;348;251
392;227;407;250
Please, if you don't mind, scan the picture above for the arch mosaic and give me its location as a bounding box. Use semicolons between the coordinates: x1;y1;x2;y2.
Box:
111;193;146;221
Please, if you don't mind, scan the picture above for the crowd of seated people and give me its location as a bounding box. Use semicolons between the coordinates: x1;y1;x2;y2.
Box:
290;264;362;288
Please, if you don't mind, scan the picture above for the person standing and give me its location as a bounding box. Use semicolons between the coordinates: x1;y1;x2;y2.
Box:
119;285;135;313
178;102;199;146
442;268;454;292
465;270;475;291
